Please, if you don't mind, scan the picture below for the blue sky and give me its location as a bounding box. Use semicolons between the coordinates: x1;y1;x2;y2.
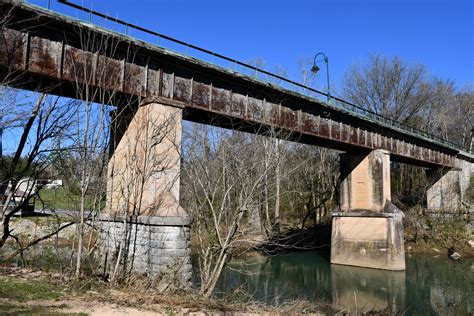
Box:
30;0;474;94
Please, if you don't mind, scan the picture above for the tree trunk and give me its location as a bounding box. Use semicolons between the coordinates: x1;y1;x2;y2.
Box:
273;139;280;234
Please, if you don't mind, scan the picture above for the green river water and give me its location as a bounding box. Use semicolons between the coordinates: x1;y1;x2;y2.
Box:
214;250;473;315
3;245;473;314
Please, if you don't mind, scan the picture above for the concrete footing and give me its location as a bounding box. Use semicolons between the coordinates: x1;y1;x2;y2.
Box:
331;203;405;271
99;214;192;290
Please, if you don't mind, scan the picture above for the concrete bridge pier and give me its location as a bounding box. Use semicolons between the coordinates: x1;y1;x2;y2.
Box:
331;149;405;271
426;159;473;211
100;101;191;289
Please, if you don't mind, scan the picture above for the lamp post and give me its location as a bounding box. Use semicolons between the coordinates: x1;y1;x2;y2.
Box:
311;52;331;103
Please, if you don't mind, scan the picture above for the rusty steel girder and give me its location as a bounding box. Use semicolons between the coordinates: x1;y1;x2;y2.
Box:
0;3;460;168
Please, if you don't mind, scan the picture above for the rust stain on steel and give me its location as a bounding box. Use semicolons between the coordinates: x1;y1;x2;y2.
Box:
350;127;358;144
247;97;262;122
422;148;428;161
173;76;191;103
29;36;62;77
96;55;123;92
331;122;341;141
341;124;349;143
211;86;230;112
302;113;316;135
319;119;329;138
374;134;383;149
191;80;209;109
63;45;96;85
359;131;366;146
378;135;384;149
382;136;387;150
0;29;26;69
124;62;146;96
280;107;297;130
392;140;398;153
367;133;372;148
230;93;246;117
146;68;161;97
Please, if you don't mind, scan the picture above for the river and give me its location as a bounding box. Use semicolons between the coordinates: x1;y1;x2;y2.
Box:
3;243;473;314
214;250;473;314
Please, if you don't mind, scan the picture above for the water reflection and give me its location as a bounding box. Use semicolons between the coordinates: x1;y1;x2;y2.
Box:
216;251;332;305
216;251;473;314
331;264;405;314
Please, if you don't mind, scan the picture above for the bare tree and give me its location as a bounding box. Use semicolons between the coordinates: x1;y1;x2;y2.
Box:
182;123;285;297
289;146;338;228
342;54;438;124
0;92;76;251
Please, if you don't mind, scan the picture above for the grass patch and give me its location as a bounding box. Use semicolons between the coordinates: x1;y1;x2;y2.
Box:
0;277;62;302
36;188;103;211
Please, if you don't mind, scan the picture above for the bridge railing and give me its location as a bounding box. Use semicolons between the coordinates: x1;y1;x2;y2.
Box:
24;0;471;153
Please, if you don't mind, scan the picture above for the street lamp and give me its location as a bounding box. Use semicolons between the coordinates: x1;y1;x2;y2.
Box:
311;52;331;103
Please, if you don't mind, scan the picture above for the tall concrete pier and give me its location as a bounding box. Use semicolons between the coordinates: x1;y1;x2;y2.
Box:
100;101;191;289
331;150;405;271
427;159;473;211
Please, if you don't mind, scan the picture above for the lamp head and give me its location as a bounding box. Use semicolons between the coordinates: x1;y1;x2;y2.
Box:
311;64;320;74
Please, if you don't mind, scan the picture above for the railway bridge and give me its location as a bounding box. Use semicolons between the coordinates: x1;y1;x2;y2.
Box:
1;0;472;284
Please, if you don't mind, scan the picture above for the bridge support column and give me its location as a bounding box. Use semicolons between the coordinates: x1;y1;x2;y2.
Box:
100;101;191;289
427;160;473;211
331;150;405;270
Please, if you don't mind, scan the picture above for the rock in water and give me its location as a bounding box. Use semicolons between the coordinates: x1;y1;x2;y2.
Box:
450;252;461;260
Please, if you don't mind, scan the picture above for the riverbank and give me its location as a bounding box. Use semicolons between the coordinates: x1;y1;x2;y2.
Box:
404;210;474;258
1;242;473;314
0;266;333;315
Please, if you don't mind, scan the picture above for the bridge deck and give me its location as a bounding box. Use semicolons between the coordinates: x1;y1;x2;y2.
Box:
1;1;472;168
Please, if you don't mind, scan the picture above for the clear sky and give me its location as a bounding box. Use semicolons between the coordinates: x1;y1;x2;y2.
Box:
31;0;474;94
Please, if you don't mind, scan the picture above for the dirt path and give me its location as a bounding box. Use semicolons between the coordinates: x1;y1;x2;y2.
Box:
59;299;164;315
1;298;164;315
1;298;270;315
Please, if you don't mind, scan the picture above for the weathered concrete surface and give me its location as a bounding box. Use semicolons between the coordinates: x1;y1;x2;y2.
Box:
331;204;405;270
340;150;391;212
102;101;191;288
333;150;405;270
106;102;184;216
427;159;473;210
99;214;192;290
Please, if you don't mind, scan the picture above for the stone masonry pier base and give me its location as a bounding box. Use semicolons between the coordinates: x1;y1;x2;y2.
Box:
100;214;192;290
